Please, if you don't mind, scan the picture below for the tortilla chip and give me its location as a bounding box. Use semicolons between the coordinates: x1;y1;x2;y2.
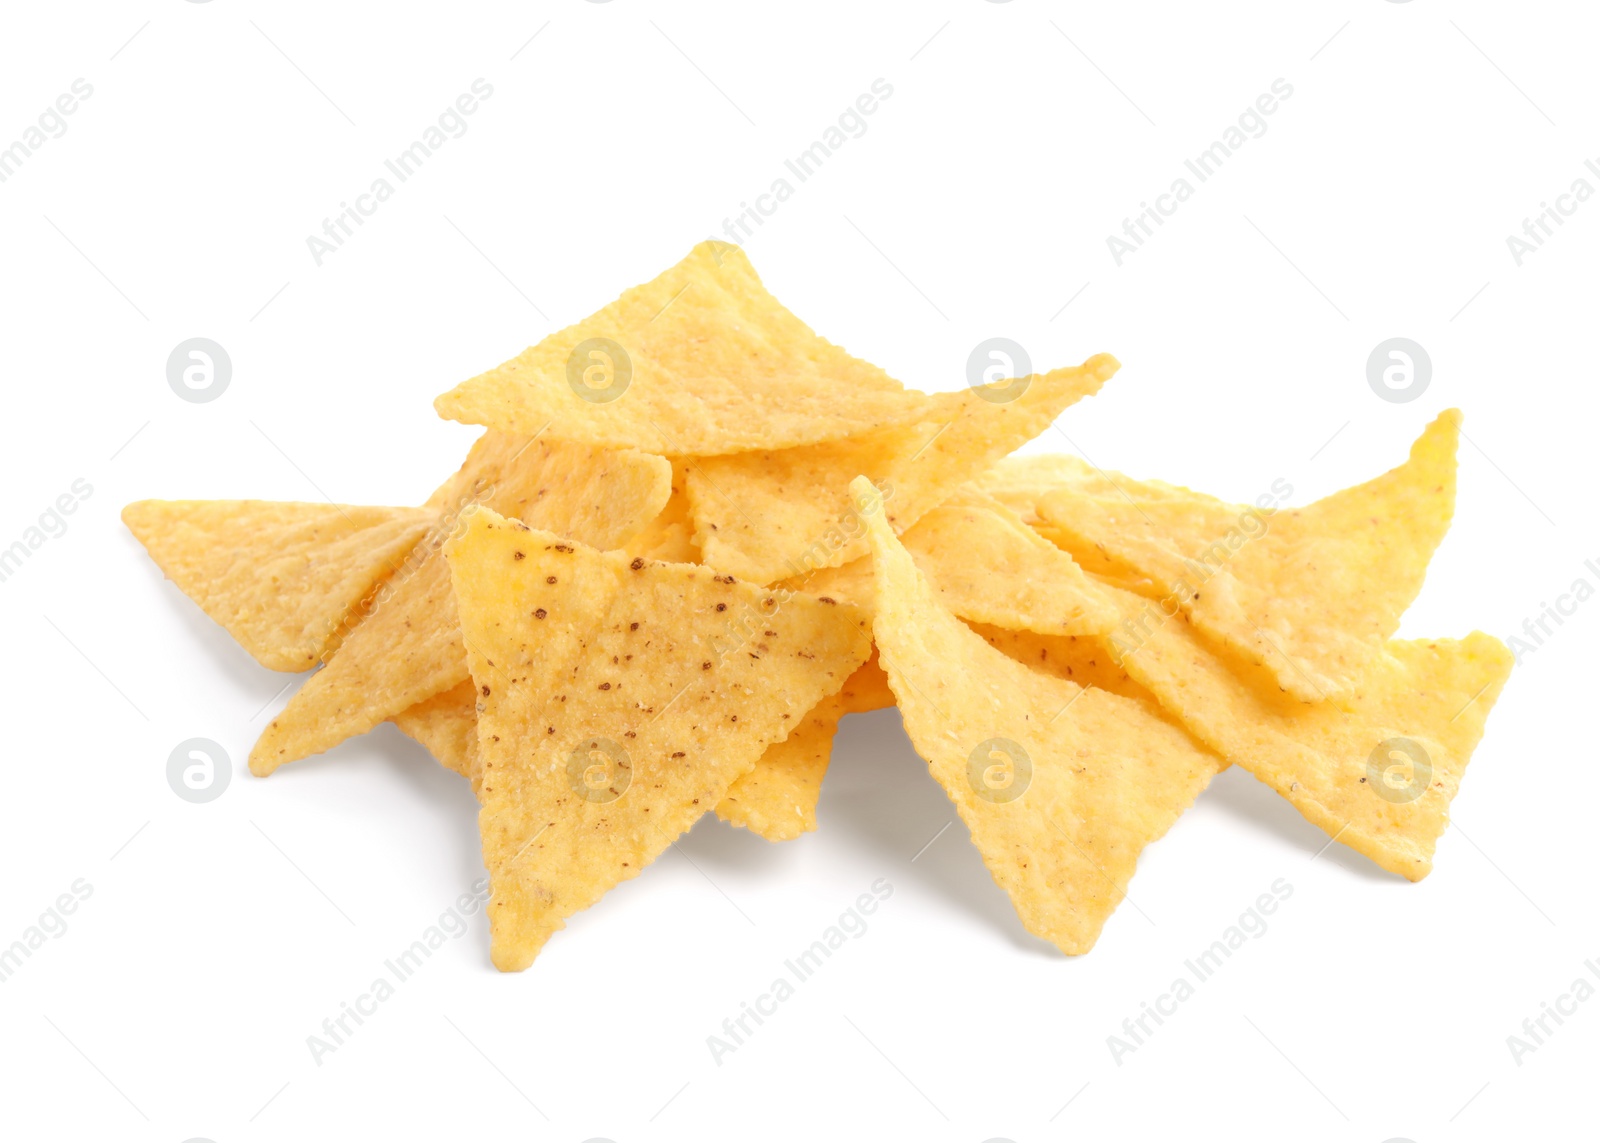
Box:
433;242;937;457
445;507;872;970
122;500;437;671
855;477;1225;954
688;354;1119;584
397;654;893;842
1101;583;1510;879
713;653;895;841
1039;412;1460;700
249;436;671;775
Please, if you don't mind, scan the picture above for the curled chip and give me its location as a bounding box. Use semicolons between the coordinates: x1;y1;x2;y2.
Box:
445;507;870;970
621;461;699;564
855;477;1225;954
1037;411;1460;700
434;242;939;457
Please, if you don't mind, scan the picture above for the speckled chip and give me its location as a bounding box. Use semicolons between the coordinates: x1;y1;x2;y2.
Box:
445;506;871;971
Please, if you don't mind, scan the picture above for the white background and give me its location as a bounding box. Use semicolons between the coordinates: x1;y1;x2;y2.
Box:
0;1;1593;1139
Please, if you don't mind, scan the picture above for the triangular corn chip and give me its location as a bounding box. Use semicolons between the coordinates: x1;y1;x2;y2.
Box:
781;490;1115;636
1100;582;1511;879
1038;412;1460;700
250;435;671;775
433;242;936;457
445;508;872;970
855;477;1225;954
687;354;1119;584
122;500;437;671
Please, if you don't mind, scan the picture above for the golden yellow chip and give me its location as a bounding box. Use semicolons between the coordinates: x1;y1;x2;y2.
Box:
1038;412;1459;700
687;355;1119;584
250;435;671;775
1101;582;1510;879
433;243;938;457
445;507;871;970
122;500;437;671
781;490;1114;637
855;477;1225;954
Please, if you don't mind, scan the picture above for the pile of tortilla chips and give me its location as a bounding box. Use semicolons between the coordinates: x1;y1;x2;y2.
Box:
125;241;1511;970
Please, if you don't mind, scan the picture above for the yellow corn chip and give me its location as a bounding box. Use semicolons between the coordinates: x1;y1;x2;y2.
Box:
445;507;872;970
433;242;936;457
781;490;1115;636
1101;582;1511;879
855;477;1225;954
688;354;1119;584
250;436;671;775
714;654;895;841
1038;412;1460;700
122;500;437;671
